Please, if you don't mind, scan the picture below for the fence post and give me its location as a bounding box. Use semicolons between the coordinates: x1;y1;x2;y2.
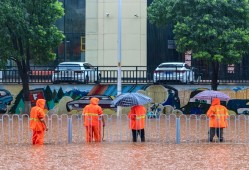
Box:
68;117;73;144
135;66;138;84
176;118;180;144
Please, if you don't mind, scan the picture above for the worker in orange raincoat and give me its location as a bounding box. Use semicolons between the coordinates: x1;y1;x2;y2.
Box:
207;98;229;142
82;97;105;142
128;105;146;142
30;99;48;145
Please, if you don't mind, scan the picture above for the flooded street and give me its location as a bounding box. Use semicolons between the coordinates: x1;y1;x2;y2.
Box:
1;114;249;169
1;142;249;170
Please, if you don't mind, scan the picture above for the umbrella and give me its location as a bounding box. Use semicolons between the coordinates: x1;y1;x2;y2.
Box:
192;90;230;101
112;92;152;107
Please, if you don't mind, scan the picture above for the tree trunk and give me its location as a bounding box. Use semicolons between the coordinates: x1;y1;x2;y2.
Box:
211;61;219;90
17;60;31;114
22;72;31;114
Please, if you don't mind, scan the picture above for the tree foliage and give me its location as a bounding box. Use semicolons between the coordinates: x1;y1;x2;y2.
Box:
56;87;64;103
0;0;64;113
45;85;53;101
148;0;249;90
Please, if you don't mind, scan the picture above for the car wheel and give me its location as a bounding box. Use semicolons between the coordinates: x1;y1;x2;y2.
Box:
95;74;101;84
185;74;191;84
84;75;89;84
52;81;59;84
153;80;160;85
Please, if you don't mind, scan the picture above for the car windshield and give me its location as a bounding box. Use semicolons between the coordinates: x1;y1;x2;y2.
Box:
56;64;81;71
158;63;184;68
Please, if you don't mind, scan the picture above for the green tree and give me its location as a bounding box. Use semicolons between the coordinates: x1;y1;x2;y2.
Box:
148;0;249;90
56;87;64;103
0;0;64;113
9;89;23;114
52;89;57;100
45;85;53;101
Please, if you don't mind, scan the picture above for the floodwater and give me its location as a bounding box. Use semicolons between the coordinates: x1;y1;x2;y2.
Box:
1;142;249;170
1;114;249;169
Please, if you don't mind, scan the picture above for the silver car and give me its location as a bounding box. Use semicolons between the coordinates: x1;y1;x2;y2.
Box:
153;62;195;84
52;62;101;84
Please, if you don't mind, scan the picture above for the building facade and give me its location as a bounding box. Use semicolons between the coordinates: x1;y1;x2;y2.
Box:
56;0;182;69
85;0;147;67
56;0;86;63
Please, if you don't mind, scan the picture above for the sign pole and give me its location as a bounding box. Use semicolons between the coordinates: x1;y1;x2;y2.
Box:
117;0;122;116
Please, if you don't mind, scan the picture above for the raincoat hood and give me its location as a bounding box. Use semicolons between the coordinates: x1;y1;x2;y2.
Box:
36;99;46;109
90;97;99;105
211;98;220;106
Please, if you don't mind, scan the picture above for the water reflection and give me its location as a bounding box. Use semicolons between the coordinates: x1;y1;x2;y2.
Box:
1;143;249;169
30;146;46;169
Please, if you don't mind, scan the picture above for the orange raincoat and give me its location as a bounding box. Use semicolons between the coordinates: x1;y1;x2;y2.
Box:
207;98;229;128
128;105;146;130
82;97;104;142
30;99;47;145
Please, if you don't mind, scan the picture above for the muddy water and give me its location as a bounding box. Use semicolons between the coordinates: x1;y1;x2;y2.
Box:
0;143;249;170
1;114;249;169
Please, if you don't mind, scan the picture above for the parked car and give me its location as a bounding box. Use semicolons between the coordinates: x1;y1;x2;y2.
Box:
52;62;101;84
153;62;195;84
0;89;13;113
66;95;115;111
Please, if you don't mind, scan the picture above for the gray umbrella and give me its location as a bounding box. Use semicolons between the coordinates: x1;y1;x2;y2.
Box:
192;90;230;101
112;92;152;107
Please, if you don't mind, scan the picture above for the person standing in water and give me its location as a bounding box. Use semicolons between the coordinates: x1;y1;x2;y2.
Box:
207;98;229;142
128;105;147;142
82;97;105;142
30;99;48;145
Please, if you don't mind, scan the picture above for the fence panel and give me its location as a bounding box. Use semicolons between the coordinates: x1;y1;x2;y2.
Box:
1;114;249;145
3;65;249;84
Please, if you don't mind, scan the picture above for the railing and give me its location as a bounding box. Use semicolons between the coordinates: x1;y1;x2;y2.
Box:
0;113;249;145
1;65;249;84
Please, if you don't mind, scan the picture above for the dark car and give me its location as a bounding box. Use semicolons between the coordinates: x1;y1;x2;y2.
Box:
66;95;115;111
0;89;13;113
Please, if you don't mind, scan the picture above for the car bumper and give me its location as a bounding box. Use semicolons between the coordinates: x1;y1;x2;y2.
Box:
52;75;85;82
153;74;186;82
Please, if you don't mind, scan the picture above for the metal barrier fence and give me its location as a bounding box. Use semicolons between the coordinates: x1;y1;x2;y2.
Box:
0;114;248;145
2;65;249;84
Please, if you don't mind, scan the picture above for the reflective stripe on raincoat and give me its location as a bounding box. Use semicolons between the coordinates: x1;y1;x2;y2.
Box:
207;98;229;128
30;99;46;131
128;105;146;130
82;97;103;126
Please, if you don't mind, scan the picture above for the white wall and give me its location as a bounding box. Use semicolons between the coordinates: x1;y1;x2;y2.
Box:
85;0;147;67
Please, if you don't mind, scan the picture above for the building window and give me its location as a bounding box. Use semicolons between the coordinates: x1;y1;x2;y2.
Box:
81;36;85;52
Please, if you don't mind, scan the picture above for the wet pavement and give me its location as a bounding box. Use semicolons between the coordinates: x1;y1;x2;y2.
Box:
1;142;249;170
1;114;249;169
